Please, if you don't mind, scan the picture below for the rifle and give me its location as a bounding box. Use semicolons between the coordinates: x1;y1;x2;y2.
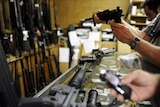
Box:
27;52;37;95
15;59;25;97
18;55;103;107
48;85;101;107
42;0;55;44
68;56;96;89
18;84;101;107
68;62;88;89
9;0;31;53
21;0;47;93
41;41;56;84
34;0;55;85
0;0;15;56
68;49;115;89
42;0;52;31
0;0;12;33
92;48;115;66
20;57;30;97
34;48;46;90
52;0;59;44
21;0;36;49
49;52;62;78
8;62;14;80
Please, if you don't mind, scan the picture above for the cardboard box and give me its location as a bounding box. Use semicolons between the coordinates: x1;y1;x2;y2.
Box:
117;41;131;53
101;41;117;50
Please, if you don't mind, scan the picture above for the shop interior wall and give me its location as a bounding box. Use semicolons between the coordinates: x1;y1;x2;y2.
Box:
50;0;130;29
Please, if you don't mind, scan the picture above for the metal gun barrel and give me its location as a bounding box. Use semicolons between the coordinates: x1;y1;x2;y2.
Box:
68;63;87;89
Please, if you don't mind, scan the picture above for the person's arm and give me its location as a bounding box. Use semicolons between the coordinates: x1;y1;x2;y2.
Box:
134;38;160;66
94;14;160;66
121;19;147;39
110;70;160;102
110;21;160;67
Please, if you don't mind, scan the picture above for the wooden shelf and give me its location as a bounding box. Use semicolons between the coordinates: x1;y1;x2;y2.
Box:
131;15;147;18
130;22;148;26
132;0;145;2
127;0;148;29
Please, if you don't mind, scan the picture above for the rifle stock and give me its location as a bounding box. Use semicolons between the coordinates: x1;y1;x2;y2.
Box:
30;52;38;93
53;53;62;76
27;53;36;95
48;85;101;107
15;59;25;97
36;48;46;89
42;58;50;85
49;55;58;77
18;85;101;107
21;58;30;97
34;48;45;90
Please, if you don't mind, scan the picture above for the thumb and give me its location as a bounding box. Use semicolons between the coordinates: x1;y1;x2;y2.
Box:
120;70;139;85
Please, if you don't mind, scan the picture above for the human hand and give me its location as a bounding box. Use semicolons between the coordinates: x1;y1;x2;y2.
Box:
110;21;135;45
93;11;104;24
110;70;160;102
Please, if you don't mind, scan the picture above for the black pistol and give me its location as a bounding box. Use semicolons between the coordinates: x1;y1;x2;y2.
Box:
99;69;131;99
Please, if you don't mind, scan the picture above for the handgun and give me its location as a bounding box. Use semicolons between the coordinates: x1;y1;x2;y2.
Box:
99;69;131;99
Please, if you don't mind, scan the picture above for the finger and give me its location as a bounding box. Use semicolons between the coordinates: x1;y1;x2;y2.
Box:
121;71;139;84
93;15;103;23
110;88;128;101
110;89;117;97
117;94;125;101
97;10;103;12
110;22;122;28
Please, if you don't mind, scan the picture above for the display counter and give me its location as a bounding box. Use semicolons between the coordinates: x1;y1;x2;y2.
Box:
34;52;152;107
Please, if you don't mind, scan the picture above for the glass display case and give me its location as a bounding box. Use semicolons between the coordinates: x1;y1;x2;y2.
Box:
34;52;152;107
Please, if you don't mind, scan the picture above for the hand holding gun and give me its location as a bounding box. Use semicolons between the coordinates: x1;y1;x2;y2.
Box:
99;69;131;99
93;6;123;24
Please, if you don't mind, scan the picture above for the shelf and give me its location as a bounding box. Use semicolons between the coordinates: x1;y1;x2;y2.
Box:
132;0;145;2
130;22;148;26
131;15;147;18
130;21;147;29
126;0;148;29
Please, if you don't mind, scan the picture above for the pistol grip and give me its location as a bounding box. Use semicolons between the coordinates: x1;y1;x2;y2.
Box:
120;85;131;99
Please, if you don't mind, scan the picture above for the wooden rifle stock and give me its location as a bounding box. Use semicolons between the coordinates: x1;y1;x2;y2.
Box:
41;46;56;85
41;57;50;85
0;1;12;34
35;49;45;90
20;58;30;97
8;62;14;79
30;51;38;93
34;0;55;85
0;1;15;56
8;61;16;84
47;46;56;79
47;55;55;81
49;53;62;78
38;32;55;85
15;59;25;97
49;55;58;77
